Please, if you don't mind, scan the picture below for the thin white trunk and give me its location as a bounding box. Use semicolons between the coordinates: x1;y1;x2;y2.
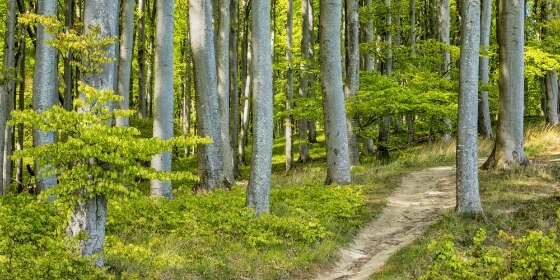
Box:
285;0;294;172
190;0;225;191
478;0;493;138
320;0;351;185
116;0;135;127
483;0;528;169
32;0;58;192
246;0;274;216
217;0;234;184
457;0;483;215
150;0;175;198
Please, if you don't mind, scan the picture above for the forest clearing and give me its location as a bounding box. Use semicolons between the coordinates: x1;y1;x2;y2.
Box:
0;0;559;279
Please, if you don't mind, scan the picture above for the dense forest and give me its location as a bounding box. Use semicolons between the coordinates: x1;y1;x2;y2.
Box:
0;0;559;278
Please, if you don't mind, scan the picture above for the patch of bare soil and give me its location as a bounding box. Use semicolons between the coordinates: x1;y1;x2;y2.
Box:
316;166;456;280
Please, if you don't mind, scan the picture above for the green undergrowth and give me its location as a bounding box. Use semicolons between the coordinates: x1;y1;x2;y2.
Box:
371;125;560;279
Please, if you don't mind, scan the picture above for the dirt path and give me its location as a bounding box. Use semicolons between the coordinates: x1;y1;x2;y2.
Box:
316;166;456;280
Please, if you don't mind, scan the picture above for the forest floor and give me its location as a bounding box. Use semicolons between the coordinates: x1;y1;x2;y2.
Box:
315;165;456;279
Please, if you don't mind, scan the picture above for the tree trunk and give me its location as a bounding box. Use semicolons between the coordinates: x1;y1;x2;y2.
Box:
545;70;559;125
32;0;58;192
137;0;148;118
298;0;313;163
116;0;135;127
150;0;174;198
456;0;483;215
190;0;225;192
483;0;528;169
246;0;273;216
63;0;74;111
320;0;352;185
438;0;452;142
217;0;234;184
285;0;294;172
229;0;240;176
345;0;360;166
68;0;119;267
238;0;251;166
16;26;26;192
478;0;494;138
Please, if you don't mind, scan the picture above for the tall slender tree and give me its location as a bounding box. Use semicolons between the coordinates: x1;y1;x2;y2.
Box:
478;0;494;138
116;0;135;127
151;0;175;198
66;0;119;267
137;0;148;118
246;0;274;216
345;0;360;166
229;0;240;176
438;0;452;142
32;0;58;192
457;0;484;215
285;0;294;172
298;0;313;163
217;0;234;184
320;0;352;185
189;0;225;191
483;0;528;169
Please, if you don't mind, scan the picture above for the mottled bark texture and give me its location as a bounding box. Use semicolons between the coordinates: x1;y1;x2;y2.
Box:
345;0;360;166
217;0;234;184
457;0;484;215
190;0;225;191
298;0;313;162
483;0;528;169
32;0;58;192
151;0;174;198
116;0;135;127
320;0;352;185
229;0;240;176
246;0;274;216
285;0;294;172
478;0;494;138
68;0;119;267
438;0;452;142
137;0;148;118
545;70;559;125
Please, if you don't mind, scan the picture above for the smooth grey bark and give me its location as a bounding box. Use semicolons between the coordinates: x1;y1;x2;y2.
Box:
116;0;135;127
16;29;26;191
545;70;559;125
298;0;313;163
63;0;74;111
438;0;452;142
32;0;58;192
285;0;294;172
246;0;273;216
0;0;16;194
150;0;174;198
137;0;148;118
384;0;392;76
478;0;494;138
230;0;240;176
456;0;483;215
217;0;234;184
239;38;252;166
190;0;225;192
68;0;119;267
345;0;360;166
363;0;374;70
483;0;528;169
320;0;352;185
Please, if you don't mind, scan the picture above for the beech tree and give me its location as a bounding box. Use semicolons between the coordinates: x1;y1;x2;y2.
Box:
478;0;494;138
456;0;483;215
189;0;225;191
0;0;16;194
483;0;529;169
66;0;119;266
246;0;274;216
32;0;58;192
297;0;313;163
345;0;360;166
285;0;294;172
151;0;175;198
116;0;135;128
320;0;351;185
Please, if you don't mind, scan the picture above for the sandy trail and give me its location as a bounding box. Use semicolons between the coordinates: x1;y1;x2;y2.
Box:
316;166;456;280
